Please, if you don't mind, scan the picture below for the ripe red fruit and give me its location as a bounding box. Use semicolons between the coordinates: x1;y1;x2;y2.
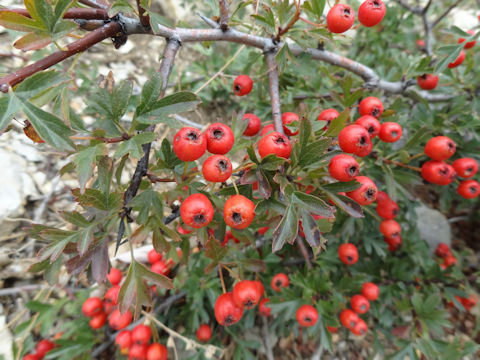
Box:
242;113;261;136
22;355;42;360
259;298;272;316
328;154;360;182
258;131;292;159
375;190;390;203
173;127;207;162
338;243;359;265
202;155;232;182
180;193;214;228
376;199;399;219
233;280;262;309
338;124;371;155
416;39;426;48
271;273;290;291
257;226;269;235
223;195;255;229
457;180;480;199
151;260;170;276
260;124;275;136
452;158;478;178
35;340;55;357
317;108;339;129
282;112;299;136
222;230;240;246
214;292;244;326
233;75;253;96
148;249;163;264
296;305;319;327
448;50;466;68
339;309;359;329
196;324;212;342
435;243;451;258
132;324;152;345
417;74;439;90
351;318;368;336
355;140;373;157
146;343;167;360
115;330;132;350
361;282;380;301
444;254;457;267
89;312;107;329
379;122;402;143
205;123;235;154
107;267;122;286
355;115;381;138
385;235;402;251
351;295;370;314
327;4;355;33
129;343;148;360
424;136;456;161
327;325;338;333
82;297;103;317
359;97;384;118
109;309;133;330
379;219;401;239
177;223;192;235
254;280;264;296
421;160;456;185
458;30;476;49
460;294;478;311
358;0;386;27
346;176;378;205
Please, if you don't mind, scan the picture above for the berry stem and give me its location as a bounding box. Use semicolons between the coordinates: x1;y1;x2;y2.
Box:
218;265;227;293
231;179;240;195
382;158;422;172
222;264;241;281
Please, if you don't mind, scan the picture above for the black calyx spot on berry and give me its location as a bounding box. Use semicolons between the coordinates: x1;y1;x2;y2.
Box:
218;160;228;171
213;129;224;139
224;315;234;326
343;7;351;16
193;214;206;224
232;212;243;224
349;165;358;176
275;135;286;144
372;108;380;117
187;131;199;141
366;188;376;200
373;0;381;7
347;256;353;263
469;186;477;194
305;316;312;323
275;280;282;287
359;136;367;145
390;131;398;138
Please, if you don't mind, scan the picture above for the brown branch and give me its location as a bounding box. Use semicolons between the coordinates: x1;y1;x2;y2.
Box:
382;158;421;172
78;0;109;10
276;0;301;41
0;8;109;20
393;0;422;14
219;0;230;31
432;0;465;28
136;0;150;28
70;134;132;143
0;21;121;92
264;50;283;134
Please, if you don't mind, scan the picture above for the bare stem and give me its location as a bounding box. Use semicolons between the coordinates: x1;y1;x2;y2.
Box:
219;0;230;31
264;51;283;134
0;7;109;20
432;0;465;28
78;0;109;10
136;0;150;28
276;0;301;41
382;158;422;172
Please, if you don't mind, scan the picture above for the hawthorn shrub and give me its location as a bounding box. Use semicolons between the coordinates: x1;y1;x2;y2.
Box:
1;0;480;359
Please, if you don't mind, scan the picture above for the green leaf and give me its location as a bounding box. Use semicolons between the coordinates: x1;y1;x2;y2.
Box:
35;0;56;32
73;144;107;191
272;205;298;252
320;189;363;218
0;10;44;32
14;70;71;99
129;188;164;225
320;180;361;193
114;132;155;159
292;191;334;217
434;44;464;75
72;188;122;211
13;31;51;51
300;209;323;248
0;95;21;131
298;139;331;167
136;91;200;123
324;108;349;137
402;125;430;151
204;238;227;268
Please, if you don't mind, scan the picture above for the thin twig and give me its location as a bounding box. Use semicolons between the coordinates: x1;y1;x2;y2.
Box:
136;0;151;28
78;0;109;9
219;0;230;31
393;0;422;14
264;51;283;134
275;0;301;41
382;158;421;172
296;237;312;270
432;0;465;28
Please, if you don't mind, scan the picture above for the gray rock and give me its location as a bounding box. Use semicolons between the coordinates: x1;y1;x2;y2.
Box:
414;204;451;252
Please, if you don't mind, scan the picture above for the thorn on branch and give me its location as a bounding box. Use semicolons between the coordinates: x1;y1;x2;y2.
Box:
219;0;230;31
275;0;301;41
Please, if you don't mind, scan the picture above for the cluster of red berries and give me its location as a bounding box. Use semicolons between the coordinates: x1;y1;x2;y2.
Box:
420;136;480;199
434;243;458;269
417;30;476;91
114;324;168;360
452;294;478;312
327;0;386;34
22;339;56;360
338;282;380;336
376;191;402;251
148;248;175;277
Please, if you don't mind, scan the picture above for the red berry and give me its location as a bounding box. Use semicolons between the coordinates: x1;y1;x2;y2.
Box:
146;343;167;360
452;158;478;178
89;312;107;329
258;131;292;159
223;195;255;230
109;309;133;330
385;235;402;251
151;260;170;276
424;136;456;161
129;343;148;360
355;115;381;138
132;324;152;345
361;282;380;301
338;124;371;155
22;355;42;360
254;280;264;296
257;226;269;235
180;193;214;228
296;305;318;327
115;330;132;350
271;273;289;292
351;318;368;336
214;292;244;326
458;30;476;49
259;298;272;316
359;96;383;118
260;124;275;136
35;340;55;357
82;297;103;317
105;285;120;306
421;160;456;185
242;113;261;136
435;243;451;258
328;154;360;182
202;155;232;182
444;254;457;267
351;294;370;314
148;249;163;264
339;309;359;329
379;219;401;239
417;74;439;90
205;123;235;154
376;199;399;219
461;294;478;311
196;324;212;342
346;176;378;205
327;325;338;333
282;112;299;136
457;180;480;199
338;243;358;265
172;127;207;162
233;280;262;309
222;230;240;246
379;122;402;143
177;223;193;235
358;0;386;27
317;108;339;129
107;267;122;286
233;75;253;96
416;39;425;48
448;50;466;68
327;4;355;33
375;190;390;203
355;140;373;158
